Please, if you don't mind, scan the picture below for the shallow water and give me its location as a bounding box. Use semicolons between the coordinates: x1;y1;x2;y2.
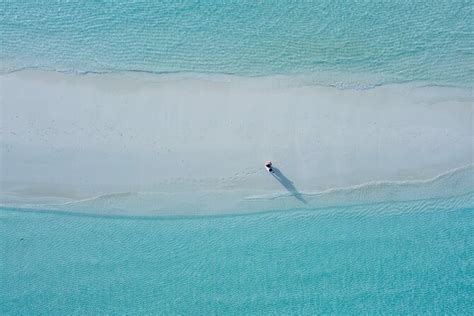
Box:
1;1;472;87
1;193;473;314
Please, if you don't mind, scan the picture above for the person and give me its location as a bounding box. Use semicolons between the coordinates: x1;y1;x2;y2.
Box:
264;161;273;173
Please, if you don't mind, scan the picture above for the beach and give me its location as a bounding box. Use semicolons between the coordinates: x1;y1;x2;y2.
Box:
1;70;472;215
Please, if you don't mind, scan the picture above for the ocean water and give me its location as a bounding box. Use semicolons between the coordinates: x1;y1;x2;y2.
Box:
1;1;473;87
1;171;473;314
1;193;473;315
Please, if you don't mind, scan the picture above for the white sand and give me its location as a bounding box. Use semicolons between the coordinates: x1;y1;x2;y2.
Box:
0;70;472;214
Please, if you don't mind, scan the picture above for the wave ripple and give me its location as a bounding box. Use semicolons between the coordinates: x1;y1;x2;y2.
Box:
1;1;472;87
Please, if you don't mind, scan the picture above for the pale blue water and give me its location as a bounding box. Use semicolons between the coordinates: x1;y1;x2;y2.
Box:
1;193;473;315
1;1;473;87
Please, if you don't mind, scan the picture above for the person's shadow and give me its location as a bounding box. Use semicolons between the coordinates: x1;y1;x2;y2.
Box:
270;167;307;204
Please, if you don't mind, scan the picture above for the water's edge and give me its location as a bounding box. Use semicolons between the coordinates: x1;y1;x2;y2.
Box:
2;165;472;218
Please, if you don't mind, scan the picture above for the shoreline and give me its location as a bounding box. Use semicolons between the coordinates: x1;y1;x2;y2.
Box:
1;164;472;217
1;70;473;214
4;67;474;90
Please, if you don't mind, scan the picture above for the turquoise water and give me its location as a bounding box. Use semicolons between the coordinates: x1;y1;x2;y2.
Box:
1;194;473;314
1;1;472;86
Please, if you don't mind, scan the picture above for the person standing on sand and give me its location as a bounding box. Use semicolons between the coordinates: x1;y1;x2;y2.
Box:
265;161;273;173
